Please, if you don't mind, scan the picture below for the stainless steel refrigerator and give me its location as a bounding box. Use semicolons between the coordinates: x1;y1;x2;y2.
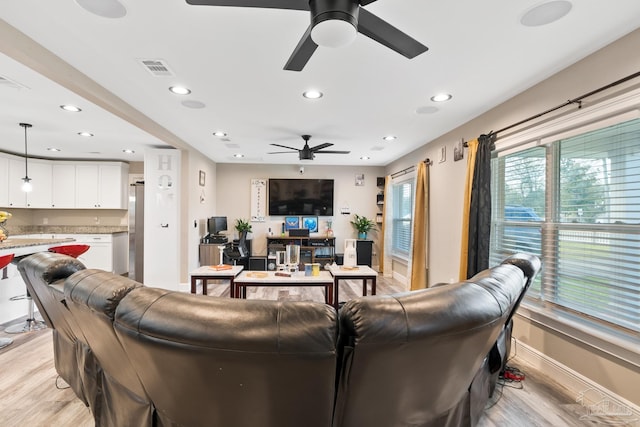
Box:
128;182;144;282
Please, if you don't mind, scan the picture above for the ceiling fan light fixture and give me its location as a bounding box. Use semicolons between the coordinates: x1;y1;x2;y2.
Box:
311;18;357;48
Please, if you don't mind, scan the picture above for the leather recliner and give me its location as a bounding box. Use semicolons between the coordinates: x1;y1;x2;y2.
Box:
64;269;155;427
333;260;531;427
17;252;91;406
114;288;338;427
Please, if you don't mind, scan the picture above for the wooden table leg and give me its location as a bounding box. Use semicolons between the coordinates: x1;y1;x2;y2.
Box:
334;278;340;308
371;277;377;295
229;278;235;298
190;277;197;294
202;279;208;295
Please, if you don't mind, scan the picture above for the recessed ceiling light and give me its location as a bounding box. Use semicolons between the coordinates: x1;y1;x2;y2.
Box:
122;149;135;154
234;153;245;158
431;93;452;102
78;131;94;137
360;156;370;160
213;131;228;137
303;90;323;99
47;147;61;152
521;1;572;27
60;104;82;112
383;135;397;141
169;86;191;95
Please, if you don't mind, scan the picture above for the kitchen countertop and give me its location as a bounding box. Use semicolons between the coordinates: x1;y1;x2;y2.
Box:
0;237;75;250
7;226;128;235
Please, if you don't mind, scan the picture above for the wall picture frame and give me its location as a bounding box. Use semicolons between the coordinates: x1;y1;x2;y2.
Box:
199;170;206;187
284;216;300;231
302;216;318;233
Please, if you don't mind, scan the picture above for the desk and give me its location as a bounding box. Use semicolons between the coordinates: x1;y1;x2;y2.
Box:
234;271;334;306
189;265;244;297
329;265;378;306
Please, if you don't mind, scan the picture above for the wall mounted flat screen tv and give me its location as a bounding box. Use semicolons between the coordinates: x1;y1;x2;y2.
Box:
268;179;334;216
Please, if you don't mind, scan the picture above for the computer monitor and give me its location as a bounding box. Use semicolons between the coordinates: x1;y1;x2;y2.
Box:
207;216;228;236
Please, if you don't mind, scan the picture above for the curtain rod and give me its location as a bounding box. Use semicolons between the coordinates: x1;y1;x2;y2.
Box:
390;158;432;178
463;70;640;147
489;70;640;139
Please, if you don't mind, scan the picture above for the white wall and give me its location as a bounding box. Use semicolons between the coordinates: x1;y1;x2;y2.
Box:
216;163;385;265
386;28;640;407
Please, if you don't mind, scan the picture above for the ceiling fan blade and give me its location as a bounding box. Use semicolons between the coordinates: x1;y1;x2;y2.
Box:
359;0;379;5
316;150;351;154
310;143;333;151
268;151;297;154
270;143;299;151
357;8;428;59
284;25;318;71
185;0;309;11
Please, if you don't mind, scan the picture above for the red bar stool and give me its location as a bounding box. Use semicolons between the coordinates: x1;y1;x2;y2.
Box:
0;254;15;348
48;244;90;259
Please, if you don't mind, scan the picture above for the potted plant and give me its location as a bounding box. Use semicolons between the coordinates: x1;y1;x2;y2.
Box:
234;218;252;256
350;214;376;239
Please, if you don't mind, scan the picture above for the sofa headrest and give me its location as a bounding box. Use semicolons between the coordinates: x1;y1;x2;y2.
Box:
468;264;525;316
64;270;141;320
115;287;338;354
500;253;542;287
340;282;504;345
18;252;86;285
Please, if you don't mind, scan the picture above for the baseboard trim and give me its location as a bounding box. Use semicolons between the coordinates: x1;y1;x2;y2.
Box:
512;339;640;420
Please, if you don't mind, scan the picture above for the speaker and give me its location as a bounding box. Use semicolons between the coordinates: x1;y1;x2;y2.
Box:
249;257;267;271
289;228;310;237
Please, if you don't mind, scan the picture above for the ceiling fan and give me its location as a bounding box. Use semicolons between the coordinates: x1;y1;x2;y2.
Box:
185;0;428;71
268;135;350;160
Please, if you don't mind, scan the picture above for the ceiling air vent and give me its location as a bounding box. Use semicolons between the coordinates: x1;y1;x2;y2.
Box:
0;75;29;90
138;59;174;77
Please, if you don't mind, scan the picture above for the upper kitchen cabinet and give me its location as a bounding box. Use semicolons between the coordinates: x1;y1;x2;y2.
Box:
0;156;8;207
76;162;129;209
25;159;53;208
51;162;77;208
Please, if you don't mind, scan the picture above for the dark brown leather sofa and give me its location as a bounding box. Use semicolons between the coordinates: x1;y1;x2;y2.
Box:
19;252;540;427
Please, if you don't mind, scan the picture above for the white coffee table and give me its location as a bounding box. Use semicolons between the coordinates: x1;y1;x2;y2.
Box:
328;265;378;306
189;265;244;297
234;270;334;306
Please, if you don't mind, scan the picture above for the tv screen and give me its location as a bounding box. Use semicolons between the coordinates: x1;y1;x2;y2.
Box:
268;179;334;216
207;216;228;235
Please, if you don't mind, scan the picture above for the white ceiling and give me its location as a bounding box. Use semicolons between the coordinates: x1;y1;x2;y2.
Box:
1;1;640;165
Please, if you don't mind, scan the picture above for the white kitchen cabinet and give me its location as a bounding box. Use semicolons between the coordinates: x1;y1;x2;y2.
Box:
51;163;76;208
7;157;27;208
0;156;8;207
4;155;52;208
76;163;128;209
25;159;52;208
52;233;128;274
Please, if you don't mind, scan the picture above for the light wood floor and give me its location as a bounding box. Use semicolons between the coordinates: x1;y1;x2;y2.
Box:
1;277;631;426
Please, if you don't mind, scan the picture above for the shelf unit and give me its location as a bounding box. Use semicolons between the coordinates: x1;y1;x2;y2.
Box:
266;236;335;270
376;176;385;224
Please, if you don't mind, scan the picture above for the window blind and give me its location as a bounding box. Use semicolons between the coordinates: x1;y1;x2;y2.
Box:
491;117;640;333
392;180;414;255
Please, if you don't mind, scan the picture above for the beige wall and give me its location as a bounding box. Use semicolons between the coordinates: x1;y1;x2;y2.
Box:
216;163;385;264
386;28;640;406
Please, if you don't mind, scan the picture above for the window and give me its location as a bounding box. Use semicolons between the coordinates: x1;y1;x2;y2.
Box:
392;179;414;256
491;117;640;334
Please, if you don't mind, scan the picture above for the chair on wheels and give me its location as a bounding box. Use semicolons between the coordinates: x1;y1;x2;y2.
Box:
0;253;16;347
5;245;90;334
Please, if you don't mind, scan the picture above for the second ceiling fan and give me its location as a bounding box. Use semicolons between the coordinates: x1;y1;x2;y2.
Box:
269;135;350;160
186;0;428;71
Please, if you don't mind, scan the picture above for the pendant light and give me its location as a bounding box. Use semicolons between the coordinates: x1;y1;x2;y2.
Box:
20;123;33;193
